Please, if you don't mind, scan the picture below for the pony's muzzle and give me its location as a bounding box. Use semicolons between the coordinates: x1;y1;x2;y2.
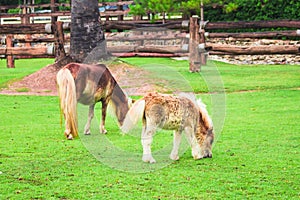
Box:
202;150;212;158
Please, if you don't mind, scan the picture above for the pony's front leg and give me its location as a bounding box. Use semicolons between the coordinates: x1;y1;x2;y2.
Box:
170;130;182;161
141;125;156;163
100;100;108;134
84;105;95;135
184;127;202;160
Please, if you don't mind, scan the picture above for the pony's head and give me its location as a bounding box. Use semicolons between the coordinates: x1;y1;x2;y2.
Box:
196;99;214;158
109;91;134;126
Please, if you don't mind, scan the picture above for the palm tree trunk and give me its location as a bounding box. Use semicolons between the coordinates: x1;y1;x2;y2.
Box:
70;0;106;63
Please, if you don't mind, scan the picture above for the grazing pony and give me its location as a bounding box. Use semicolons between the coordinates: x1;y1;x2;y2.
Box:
56;62;131;139
121;92;214;163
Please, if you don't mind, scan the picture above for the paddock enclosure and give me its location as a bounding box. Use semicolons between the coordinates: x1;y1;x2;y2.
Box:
1;1;300;69
0;57;299;198
0;1;299;199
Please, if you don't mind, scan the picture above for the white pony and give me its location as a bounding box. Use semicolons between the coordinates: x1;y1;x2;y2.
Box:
121;92;214;163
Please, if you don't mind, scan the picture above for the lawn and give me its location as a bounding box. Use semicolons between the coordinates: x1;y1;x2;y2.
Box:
0;58;54;89
0;58;299;199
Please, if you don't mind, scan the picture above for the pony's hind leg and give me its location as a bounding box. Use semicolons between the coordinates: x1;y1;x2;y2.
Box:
184;127;202;160
63;114;73;140
100;100;108;134
64;127;73;140
141;125;156;163
84;104;95;135
170;130;182;161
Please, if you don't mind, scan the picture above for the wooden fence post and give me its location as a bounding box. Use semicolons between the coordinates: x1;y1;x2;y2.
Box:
6;35;14;68
53;21;66;61
22;1;32;59
199;21;207;65
189;15;201;72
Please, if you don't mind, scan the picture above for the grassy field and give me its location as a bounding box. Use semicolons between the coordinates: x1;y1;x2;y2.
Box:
0;58;54;89
0;58;299;199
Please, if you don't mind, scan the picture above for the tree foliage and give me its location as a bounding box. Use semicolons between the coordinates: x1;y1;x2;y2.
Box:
129;0;181;20
1;0;300;21
130;0;300;21
204;0;300;21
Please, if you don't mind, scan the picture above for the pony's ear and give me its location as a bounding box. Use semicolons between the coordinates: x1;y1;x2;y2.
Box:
127;98;136;108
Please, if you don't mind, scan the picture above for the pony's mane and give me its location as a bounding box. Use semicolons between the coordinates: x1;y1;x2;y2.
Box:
177;92;213;129
107;84;132;125
196;99;213;129
108;96;132;117
177;92;197;105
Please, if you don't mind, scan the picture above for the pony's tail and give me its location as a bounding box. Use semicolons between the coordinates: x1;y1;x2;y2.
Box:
56;68;78;138
121;99;145;133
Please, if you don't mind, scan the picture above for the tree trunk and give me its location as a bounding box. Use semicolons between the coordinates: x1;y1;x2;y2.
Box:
70;0;106;63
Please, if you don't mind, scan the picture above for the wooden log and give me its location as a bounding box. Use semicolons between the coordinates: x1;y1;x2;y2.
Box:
0;1;132;10
189;16;201;72
207;43;300;55
111;52;188;57
21;4;30;25
107;45;185;53
207;30;300;38
107;45;136;53
199;24;206;65
0;11;71;18
6;35;14;68
0;3;71;10
0;23;71;34
0;24;49;34
52;21;66;61
134;30;144;46
0;47;52;56
206;20;300;30
51;0;58;23
16;36;70;43
98;1;133;6
102;19;300;30
102;20;184;30
1;20;300;34
135;46;184;53
100;10;129;17
25;34;32;47
106;33;186;41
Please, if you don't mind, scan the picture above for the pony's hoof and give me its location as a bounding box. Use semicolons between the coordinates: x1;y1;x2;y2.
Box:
193;154;203;160
100;129;107;134
67;135;73;140
170;154;179;161
64;131;73;140
84;131;91;135
142;155;156;163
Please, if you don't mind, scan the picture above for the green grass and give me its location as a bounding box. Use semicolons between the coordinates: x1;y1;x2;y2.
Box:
121;57;300;93
0;58;54;89
0;58;299;199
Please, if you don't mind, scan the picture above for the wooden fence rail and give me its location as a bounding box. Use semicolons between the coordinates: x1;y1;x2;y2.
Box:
1;19;300;68
2;19;300;34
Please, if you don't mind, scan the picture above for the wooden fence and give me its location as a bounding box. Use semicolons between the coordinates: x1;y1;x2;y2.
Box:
0;1;133;25
1;15;300;68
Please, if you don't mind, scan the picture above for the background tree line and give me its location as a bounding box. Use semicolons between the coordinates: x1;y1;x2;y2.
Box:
1;0;300;21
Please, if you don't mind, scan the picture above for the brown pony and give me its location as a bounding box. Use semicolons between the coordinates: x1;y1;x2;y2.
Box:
56;62;131;139
121;92;214;163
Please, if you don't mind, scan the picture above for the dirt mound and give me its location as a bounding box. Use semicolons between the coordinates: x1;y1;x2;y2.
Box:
0;61;163;96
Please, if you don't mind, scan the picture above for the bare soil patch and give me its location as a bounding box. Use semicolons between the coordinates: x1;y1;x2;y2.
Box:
0;61;165;96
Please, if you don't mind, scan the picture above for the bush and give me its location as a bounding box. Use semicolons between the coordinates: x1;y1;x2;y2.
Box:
204;0;300;22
